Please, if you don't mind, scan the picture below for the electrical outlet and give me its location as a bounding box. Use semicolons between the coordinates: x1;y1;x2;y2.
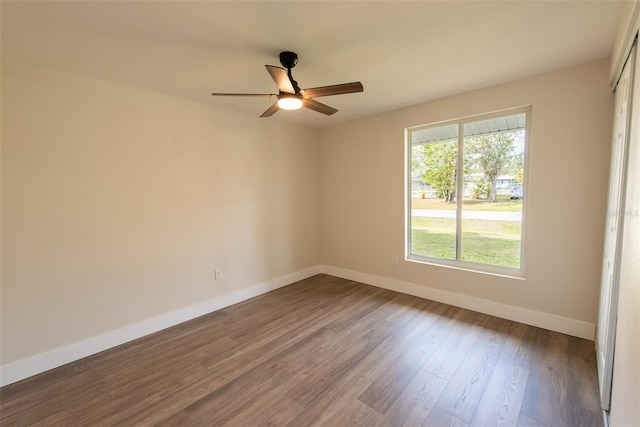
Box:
215;269;223;281
391;255;398;265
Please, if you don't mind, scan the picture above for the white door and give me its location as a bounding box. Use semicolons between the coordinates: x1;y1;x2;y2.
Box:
597;44;635;411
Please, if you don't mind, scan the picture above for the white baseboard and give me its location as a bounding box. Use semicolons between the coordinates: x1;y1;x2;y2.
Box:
0;266;322;387
1;264;595;387
318;265;596;341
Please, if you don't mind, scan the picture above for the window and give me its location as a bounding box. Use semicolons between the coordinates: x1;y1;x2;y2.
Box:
406;108;529;276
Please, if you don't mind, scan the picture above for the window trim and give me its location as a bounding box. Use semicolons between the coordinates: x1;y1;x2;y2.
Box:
404;106;532;278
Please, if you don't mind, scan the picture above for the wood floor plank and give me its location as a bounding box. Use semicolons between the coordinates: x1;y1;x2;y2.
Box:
423;407;470;427
357;306;464;414
358;341;436;415
290;294;456;413
380;299;451;344
283;291;436;410
0;275;603;427
221;388;304;427
500;321;539;369
520;329;570;426
0;311;232;422
323;287;398;333
285;326;414;426
470;360;529;427
222;276;359;341
183;327;336;425
119;289;382;425
56;358;211;426
0;377;109;426
383;292;433;325
320;399;385;427
561;403;605;427
201;286;371;376
434;316;511;422
284;320;397;407
112;370;230;426
422;309;488;380
378;368;448;426
154;410;196;427
285;299;450;426
517;413;551;427
566;336;602;413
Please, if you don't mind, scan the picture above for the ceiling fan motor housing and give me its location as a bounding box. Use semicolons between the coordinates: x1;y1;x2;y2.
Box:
279;51;298;69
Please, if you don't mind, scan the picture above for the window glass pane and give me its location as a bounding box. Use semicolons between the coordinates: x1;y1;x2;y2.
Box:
410;124;458;260
407;110;527;274
461;113;525;268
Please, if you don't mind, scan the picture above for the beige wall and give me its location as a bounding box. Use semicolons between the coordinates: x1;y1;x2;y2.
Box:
319;59;613;325
0;58;616;384
0;61;320;365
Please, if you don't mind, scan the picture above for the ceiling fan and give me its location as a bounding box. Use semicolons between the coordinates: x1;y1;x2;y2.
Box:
212;51;364;118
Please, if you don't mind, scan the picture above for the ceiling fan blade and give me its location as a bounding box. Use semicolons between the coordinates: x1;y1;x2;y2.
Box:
301;82;363;98
260;102;280;118
265;65;295;94
303;98;338;116
212;93;275;97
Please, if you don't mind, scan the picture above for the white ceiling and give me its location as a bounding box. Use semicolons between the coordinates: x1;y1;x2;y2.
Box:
1;1;627;128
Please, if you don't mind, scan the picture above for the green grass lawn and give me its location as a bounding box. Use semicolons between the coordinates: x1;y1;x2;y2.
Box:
411;196;522;212
410;217;521;268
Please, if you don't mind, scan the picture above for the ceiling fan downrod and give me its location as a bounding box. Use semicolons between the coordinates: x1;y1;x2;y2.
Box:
280;51;300;93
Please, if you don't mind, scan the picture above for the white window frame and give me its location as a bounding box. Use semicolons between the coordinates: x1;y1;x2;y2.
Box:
404;107;531;278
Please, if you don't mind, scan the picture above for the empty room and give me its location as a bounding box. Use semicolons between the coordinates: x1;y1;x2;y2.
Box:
1;1;639;426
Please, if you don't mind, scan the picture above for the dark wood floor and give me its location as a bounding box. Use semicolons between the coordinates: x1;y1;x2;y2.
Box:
1;274;603;426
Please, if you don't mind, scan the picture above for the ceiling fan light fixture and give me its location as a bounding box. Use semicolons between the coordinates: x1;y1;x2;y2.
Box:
277;93;303;110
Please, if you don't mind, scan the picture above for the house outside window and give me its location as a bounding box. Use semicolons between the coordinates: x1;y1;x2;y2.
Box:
406;108;530;276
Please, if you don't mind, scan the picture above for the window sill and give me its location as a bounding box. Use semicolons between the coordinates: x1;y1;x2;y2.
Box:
406;255;526;280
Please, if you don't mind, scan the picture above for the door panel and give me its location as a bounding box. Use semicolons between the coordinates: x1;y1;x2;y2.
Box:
597;44;635;411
